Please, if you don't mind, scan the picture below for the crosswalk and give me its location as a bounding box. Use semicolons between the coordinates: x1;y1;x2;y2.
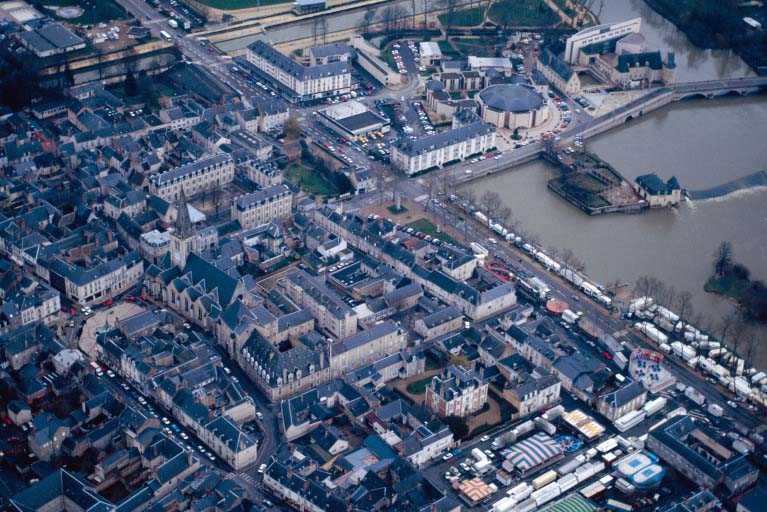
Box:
238;472;257;486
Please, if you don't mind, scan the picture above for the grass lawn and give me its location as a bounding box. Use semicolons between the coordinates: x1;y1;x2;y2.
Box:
551;0;577;18
194;0;291;8
387;204;409;215
35;0;128;24
406;218;462;246
437;40;458;56
439;6;486;27
489;0;560;27
406;376;434;395
705;275;752;301
284;163;339;197
425;352;442;371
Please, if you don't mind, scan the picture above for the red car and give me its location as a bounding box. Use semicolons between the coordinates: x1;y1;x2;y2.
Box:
102;299;113;307
125;295;135;302
602;351;613;360
140;294;147;301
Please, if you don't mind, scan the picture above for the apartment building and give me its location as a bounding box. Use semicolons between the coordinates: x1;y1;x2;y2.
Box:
330;321;406;373
425;365;489;418
596;379;647;422
246;40;351;103
149;154;234;201
503;370;561;417
47;251;143;306
232;184;292;229
280;269;358;340
414;305;464;341
537;49;581;97
201;416;259;470
391;121;496;175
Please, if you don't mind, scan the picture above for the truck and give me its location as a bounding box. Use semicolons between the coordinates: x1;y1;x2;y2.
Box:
707;403;724;418
535;417;556;436
561;309;579;325
471;448;488;463
168;19;178;29
643;397;667;416
532;470;558;490
474;211;489;225
535;252;561;272
160;30;172;41
684;386;706;406
471;242;488;257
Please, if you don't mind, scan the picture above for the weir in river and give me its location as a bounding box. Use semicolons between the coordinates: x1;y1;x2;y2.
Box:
686;171;767;200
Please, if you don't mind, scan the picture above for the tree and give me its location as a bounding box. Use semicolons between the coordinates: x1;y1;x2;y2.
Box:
283;116;302;162
442;0;460;33
512;128;521;140
125;69;139;97
382;5;407;33
479;190;502;215
713;241;733;277
373;166;389;206
425;172;439;204
674;291;694;323
210;186;223;219
443;415;469;439
359;8;378;35
560;248;585;273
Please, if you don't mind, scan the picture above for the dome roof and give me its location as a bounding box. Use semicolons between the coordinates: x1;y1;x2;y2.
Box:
479;84;543;113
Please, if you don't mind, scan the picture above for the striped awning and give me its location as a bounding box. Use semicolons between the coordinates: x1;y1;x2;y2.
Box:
505;433;563;472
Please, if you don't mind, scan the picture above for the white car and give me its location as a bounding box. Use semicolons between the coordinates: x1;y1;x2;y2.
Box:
162;417;171;425
258;463;267;474
480;435;490;442
442;453;453;461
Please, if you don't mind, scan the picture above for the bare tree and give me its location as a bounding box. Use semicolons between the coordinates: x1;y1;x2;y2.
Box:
373;166;388;206
438;170;456;197
495;206;513;228
283;116;302;162
674;291;694;323
742;333;759;370
359;8;378;35
210;187;223;219
479;190;502;215
559;248;585;273
441;0;460;33
717;310;740;351
425;172;439;204
410;0;418;29
382;5;407;33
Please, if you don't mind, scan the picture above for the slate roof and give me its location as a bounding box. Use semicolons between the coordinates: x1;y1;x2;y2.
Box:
394;121;495;157
248;40;350;81
539;49;574;81
615;51;663;72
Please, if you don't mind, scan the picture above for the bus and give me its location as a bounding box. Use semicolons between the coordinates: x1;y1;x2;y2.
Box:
160;30;172;42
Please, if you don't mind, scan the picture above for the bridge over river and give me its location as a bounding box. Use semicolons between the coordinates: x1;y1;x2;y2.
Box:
452;77;767;186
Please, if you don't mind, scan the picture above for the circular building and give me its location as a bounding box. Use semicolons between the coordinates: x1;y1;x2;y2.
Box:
477;83;550;130
546;299;569;316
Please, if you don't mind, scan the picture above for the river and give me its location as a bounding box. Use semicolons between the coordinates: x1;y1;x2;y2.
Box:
466;0;767;364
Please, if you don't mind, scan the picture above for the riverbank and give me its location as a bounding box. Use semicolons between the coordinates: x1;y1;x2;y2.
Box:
644;0;767;75
705;274;767;324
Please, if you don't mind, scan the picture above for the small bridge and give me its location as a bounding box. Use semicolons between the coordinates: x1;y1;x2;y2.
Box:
562;76;767;142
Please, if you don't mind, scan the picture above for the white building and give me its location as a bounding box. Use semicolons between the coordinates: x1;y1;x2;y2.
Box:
419;41;443;66
47;251;144;306
149;154;234;202
391;121;496;175
564;18;642;63
246;40;351;103
231;184;292;229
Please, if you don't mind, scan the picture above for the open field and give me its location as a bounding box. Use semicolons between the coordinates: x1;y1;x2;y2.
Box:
284;163;339;196
439;6;486;27
406;218;462;246
488;0;560;27
194;0;291;8
36;0;128;24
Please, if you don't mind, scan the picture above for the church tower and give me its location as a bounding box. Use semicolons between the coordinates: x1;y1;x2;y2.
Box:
170;189;195;268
